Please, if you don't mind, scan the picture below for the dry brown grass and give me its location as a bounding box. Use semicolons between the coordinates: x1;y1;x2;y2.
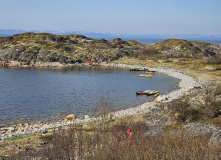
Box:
13;122;221;160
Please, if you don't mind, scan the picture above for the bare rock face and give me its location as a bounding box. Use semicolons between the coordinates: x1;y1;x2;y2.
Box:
209;129;221;146
150;38;221;58
0;33;141;67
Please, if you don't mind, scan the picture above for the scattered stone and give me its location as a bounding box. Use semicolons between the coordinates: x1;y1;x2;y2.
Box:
39;141;48;146
5;145;20;150
0;124;7;128
184;123;217;136
174;113;180;120
0;156;11;160
25;147;34;151
41;130;48;135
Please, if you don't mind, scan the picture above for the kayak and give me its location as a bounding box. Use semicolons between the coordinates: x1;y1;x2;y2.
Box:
130;68;148;71
136;90;159;95
146;90;159;95
136;91;148;95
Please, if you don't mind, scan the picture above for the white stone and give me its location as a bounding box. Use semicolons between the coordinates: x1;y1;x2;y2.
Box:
84;115;90;119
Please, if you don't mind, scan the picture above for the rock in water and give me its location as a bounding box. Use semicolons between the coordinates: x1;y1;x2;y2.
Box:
209;129;221;146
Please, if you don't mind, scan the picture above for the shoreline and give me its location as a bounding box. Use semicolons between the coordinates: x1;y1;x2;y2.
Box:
0;62;202;141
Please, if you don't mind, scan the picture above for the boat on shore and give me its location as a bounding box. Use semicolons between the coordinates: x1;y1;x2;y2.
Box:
148;69;156;72
130;67;148;71
138;74;153;77
136;91;148;95
146;90;159;95
136;90;159;95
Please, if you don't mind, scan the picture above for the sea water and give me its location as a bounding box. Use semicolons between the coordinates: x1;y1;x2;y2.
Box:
0;66;179;125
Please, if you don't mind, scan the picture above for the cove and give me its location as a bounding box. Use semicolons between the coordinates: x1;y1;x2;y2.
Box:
0;66;179;125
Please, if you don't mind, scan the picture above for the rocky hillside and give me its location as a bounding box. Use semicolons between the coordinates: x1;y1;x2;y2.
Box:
0;33;221;67
145;38;221;58
0;32;142;67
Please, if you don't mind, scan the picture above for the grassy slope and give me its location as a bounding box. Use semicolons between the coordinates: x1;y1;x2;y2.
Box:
116;57;221;80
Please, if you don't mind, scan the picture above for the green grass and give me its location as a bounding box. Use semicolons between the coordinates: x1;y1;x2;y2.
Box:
3;133;37;141
142;114;151;118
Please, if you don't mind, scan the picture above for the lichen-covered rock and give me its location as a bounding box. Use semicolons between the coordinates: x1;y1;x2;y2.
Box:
5;145;20;150
145;38;221;58
184;123;217;136
0;33;142;67
209;129;221;146
0;34;220;67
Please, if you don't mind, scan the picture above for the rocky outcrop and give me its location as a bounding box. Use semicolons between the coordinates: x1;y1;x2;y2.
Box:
0;33;142;67
145;38;221;58
1;34;220;68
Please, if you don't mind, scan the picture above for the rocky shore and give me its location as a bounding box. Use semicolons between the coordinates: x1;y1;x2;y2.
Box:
0;63;204;141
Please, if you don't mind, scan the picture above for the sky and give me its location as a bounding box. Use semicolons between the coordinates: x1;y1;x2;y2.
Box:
0;0;221;35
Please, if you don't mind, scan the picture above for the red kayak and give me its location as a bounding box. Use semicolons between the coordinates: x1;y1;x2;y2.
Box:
136;91;147;95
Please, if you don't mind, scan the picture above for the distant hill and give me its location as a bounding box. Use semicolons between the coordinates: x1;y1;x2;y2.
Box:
1;29;221;41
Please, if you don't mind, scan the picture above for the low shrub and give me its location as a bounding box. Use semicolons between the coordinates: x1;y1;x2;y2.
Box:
167;98;190;122
203;55;221;64
135;47;159;57
201;84;221;118
15;121;221;159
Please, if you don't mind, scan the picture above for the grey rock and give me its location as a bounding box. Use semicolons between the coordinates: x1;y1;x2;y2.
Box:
209;129;221;146
41;129;48;135
5;145;20;150
84;115;90;119
184;123;217;136
145;115;168;136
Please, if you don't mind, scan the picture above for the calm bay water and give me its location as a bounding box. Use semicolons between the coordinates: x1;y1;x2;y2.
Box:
0;66;179;125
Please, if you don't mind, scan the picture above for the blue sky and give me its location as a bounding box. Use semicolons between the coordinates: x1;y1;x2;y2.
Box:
0;0;221;35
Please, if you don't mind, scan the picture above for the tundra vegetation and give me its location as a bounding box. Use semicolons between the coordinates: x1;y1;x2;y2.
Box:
0;33;221;159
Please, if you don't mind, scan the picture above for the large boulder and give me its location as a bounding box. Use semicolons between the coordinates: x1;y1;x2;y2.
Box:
154;95;169;102
84;115;90;119
65;114;76;120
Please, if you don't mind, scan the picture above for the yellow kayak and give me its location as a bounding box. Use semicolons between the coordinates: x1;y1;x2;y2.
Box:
146;90;159;95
